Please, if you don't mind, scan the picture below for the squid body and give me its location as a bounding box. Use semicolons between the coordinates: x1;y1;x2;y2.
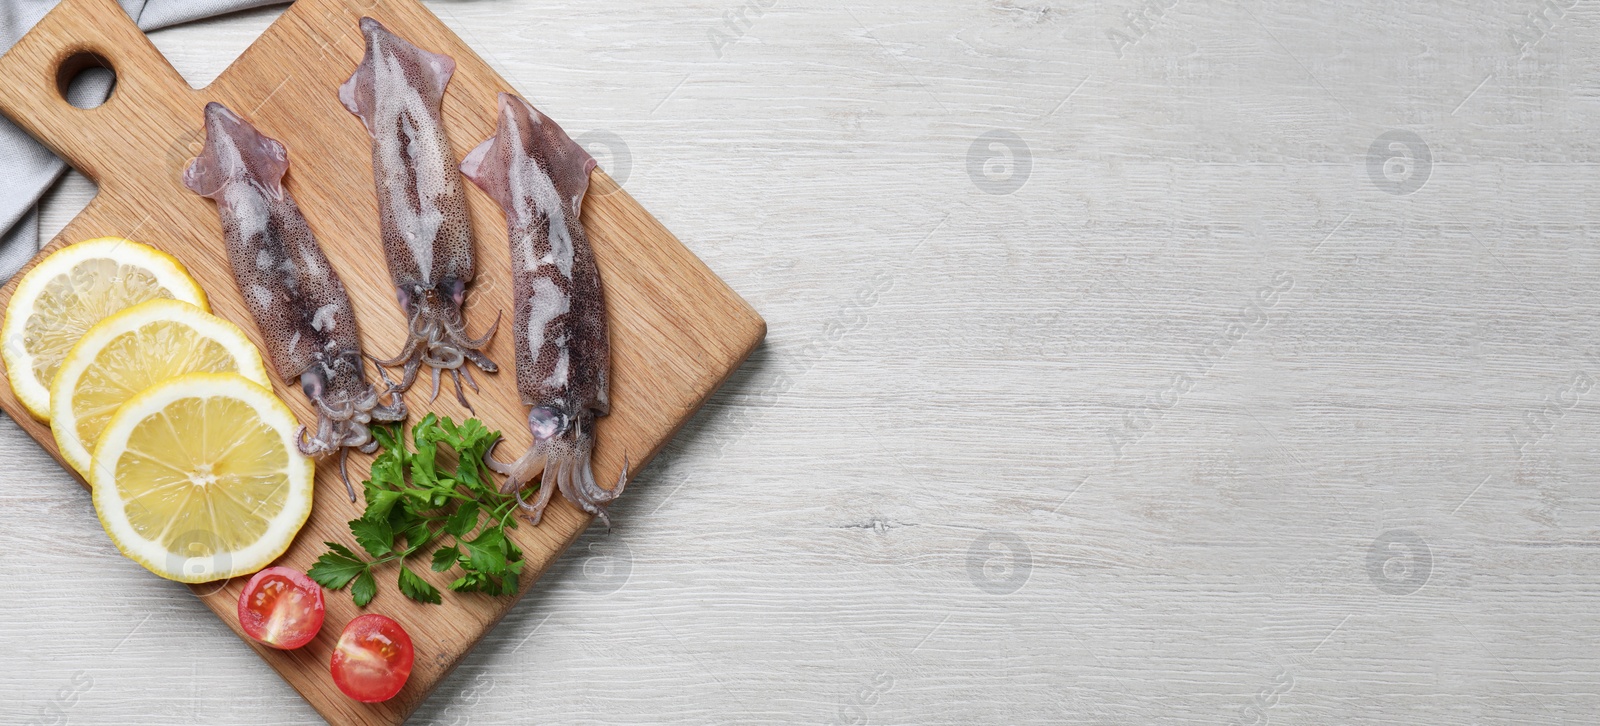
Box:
183;102;406;500
340;17;497;410
461;93;626;527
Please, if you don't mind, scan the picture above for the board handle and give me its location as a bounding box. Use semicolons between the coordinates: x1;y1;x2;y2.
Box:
0;0;197;184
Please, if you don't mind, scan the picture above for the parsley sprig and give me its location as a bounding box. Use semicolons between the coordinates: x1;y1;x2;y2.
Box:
308;414;525;606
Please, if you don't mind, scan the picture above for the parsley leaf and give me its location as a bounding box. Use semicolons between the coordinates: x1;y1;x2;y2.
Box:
431;545;461;572
325;541;362;562
401;520;435;553
398;566;442;605
461;527;508;574
445;501;480;537
350;517;394;557
307;545;367;590
351;570;378;607
364;488;405;523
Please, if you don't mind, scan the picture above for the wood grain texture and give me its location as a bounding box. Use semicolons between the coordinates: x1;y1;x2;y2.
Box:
0;0;762;723
11;0;1600;724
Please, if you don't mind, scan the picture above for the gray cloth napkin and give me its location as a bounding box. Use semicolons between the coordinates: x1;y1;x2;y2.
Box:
0;0;286;281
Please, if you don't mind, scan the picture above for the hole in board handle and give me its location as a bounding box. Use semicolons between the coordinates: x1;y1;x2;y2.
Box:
56;51;116;109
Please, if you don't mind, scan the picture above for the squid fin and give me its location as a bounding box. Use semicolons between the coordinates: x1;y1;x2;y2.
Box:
340;17;457;132
182;102;288;199
461;93;596;219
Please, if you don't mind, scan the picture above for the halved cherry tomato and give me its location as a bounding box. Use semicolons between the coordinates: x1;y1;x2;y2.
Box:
237;566;325;650
330;614;414;702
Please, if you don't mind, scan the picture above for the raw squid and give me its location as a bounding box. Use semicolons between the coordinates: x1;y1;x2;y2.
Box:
183;102;406;501
340;17;497;410
461;93;626;527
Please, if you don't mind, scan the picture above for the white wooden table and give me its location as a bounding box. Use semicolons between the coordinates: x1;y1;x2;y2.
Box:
6;0;1600;723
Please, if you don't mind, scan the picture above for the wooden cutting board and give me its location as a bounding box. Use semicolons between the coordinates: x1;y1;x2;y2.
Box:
0;0;764;722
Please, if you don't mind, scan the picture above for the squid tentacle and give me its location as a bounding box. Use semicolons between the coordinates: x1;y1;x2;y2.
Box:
295;383;400;501
337;448;354;501
449;369;474;415
485;435;558;524
482;436;514;476
568;455;628;529
447;309;502;350
573;455;627;506
296;426;326;457
485;435;547;490
367;360;409;422
514;474;557;526
376;302;498;408
374;333;425;369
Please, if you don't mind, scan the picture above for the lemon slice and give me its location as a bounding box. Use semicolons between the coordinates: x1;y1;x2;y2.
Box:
2;238;208;421
91;372;313;583
51;299;271;478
